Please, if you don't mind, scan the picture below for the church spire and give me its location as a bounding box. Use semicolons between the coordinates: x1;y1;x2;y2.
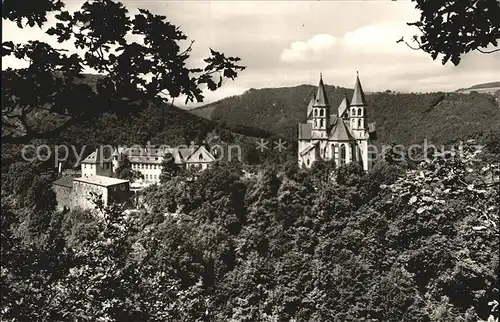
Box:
351;71;367;107
314;73;329;107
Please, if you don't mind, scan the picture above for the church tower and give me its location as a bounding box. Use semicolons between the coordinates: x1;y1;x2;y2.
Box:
297;71;376;171
349;72;372;170
310;74;330;139
349;72;368;137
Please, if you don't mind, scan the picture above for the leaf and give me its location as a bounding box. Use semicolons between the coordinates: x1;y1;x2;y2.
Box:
416;207;426;214
46;27;57;36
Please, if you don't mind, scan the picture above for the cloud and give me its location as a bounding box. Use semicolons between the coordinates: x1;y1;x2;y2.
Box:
280;34;336;63
342;22;421;54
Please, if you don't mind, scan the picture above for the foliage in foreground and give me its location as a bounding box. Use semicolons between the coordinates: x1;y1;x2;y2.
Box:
1;143;499;321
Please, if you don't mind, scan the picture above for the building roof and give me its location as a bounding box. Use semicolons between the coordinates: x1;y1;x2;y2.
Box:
313;74;329;107
81;147;113;164
337;94;350;118
298;123;312;140
177;148;194;161
306;96;315;118
118;145;216;165
123;147;164;158
128;155;163;164
74;175;129;187
185;146;216;163
351;73;367;107
329;119;356;141
299;142;319;157
53;176;74;188
120;147;195;164
329;114;338;126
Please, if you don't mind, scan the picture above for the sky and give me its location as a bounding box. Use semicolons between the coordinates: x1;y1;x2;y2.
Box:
3;0;499;108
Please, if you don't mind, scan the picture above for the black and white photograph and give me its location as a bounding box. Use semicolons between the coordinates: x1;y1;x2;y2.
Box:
1;0;499;320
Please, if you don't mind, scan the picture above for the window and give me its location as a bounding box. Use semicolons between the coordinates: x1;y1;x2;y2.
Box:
314;109;318;116
320;119;324;127
352;108;355;115
358;108;362;116
199;154;203;160
141;164;144;169
319;109;324;116
306;159;310;166
340;145;346;165
358;119;362;127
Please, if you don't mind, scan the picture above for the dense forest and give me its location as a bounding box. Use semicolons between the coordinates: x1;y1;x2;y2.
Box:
191;85;500;145
2;135;499;321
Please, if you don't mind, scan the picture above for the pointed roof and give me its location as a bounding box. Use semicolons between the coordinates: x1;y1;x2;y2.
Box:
306;95;315;118
337;94;350;117
81;147;113;164
351;71;367;106
185;146;216;163
313;73;329;107
329;119;356;141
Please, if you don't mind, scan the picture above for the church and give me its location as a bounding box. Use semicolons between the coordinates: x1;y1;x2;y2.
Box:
297;73;376;171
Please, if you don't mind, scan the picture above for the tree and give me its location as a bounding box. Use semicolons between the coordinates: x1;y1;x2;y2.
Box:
399;0;500;65
2;0;245;144
159;153;180;183
114;154;143;182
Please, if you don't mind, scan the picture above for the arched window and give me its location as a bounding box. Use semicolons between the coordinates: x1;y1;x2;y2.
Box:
320;119;324;128
199;154;203;160
306;159;310;166
314;109;318;116
340;145;346;165
351;145;356;162
358;108;362;116
351;108;355;115
320;109;324;116
358;119;362;128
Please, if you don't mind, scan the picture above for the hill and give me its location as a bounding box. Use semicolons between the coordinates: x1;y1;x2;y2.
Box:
1;74;292;169
456;81;500;95
190;85;500;146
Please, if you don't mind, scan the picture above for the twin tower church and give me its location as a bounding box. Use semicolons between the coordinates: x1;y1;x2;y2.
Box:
298;73;377;171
